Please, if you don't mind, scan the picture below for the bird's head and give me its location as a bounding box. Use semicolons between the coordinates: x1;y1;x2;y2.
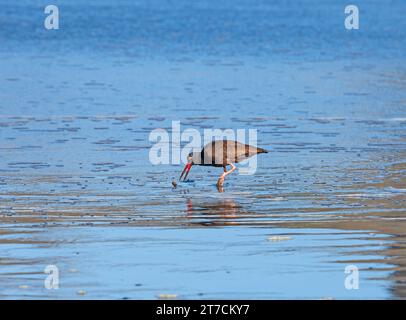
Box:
179;152;200;181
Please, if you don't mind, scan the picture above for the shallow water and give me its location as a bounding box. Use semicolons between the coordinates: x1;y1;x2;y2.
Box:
0;0;405;299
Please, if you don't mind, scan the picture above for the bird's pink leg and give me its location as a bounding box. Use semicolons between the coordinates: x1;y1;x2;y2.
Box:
223;163;236;177
217;163;236;188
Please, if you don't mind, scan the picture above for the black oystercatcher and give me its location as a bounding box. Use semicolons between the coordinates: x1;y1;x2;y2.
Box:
179;140;268;187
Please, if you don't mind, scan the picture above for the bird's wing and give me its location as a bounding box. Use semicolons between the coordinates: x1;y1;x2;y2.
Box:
202;140;266;165
225;141;264;163
202;140;225;165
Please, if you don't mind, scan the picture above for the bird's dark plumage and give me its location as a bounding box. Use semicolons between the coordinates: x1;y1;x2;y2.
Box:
180;140;269;184
197;140;268;166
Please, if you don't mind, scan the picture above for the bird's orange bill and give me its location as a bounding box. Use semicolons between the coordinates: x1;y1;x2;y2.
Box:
180;163;192;181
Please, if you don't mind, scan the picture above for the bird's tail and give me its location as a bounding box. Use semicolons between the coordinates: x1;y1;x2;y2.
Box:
257;147;268;154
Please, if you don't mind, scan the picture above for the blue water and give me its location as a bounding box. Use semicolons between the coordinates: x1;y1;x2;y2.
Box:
0;0;405;61
0;0;405;299
0;227;394;299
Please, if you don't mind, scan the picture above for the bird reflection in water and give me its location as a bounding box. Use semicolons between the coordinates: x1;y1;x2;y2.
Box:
186;197;242;226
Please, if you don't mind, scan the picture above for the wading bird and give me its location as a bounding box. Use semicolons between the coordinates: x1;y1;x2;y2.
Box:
179;140;268;188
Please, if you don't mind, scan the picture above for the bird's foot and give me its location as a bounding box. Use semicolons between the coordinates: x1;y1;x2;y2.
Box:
217;176;225;187
216;177;225;193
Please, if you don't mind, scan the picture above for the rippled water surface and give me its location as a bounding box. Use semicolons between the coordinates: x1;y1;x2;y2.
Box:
0;0;405;299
